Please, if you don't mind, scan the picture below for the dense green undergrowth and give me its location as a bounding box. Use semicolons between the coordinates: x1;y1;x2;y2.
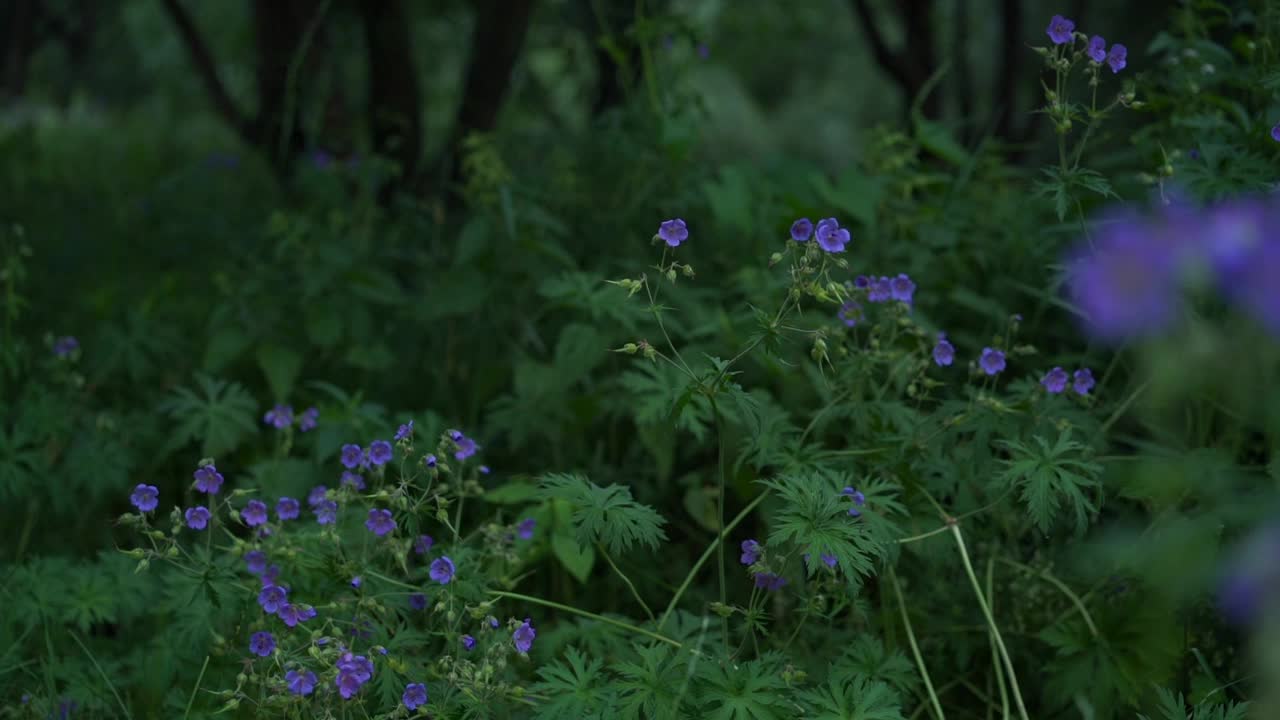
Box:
3;1;1280;719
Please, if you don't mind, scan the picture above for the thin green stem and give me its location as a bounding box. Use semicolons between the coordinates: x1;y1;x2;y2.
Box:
658;491;769;631
597;542;656;622
710;395;728;656
987;557;1010;720
950;526;1029;720
183;655;211;720
487;590;689;651
71;631;133;720
889;569;946;720
997;558;1099;639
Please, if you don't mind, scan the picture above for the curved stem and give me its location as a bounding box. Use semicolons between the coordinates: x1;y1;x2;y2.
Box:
710;395;728;655
889;569;946;720
996;558;1100;639
598;542;656;622
658;491;769;631
951;526;1029;720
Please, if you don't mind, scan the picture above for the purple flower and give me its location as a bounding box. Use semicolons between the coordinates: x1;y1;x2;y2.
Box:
185;506;210;530
1041;366;1069;394
262;565;281;587
314;500;338;525
452;432;479;461
395;420;414;442
350;576;363;590
242;499;269;527
286;669;317;696
461;634;476;651
340;471;365;491
820;553;838;568
979;347;1006;376
263;404;294;429
1106;44;1127;73
340;444;363;469
1072;368;1096;395
1066;214;1180;343
1231;233;1280;335
842;486;866;506
868;276;893;302
245;550;268;575
130;484;159;513
852;275;870;289
740;539;761;565
278;603;316;627
1272;123;1280;143
193;464;224;494
277;497;300;521
53;336;79;357
790;218;814;242
513;618;536;653
423;454;438;469
307;485;328;506
658;219;689;247
890;274;916;304
409;593;428;610
430;556;456;584
837;301;864;327
335;653;374;700
298;407;319;432
517;518;536;540
488;616;500;629
753;572;788;591
403;683;428;711
1219;523;1280;625
249;631;275;657
366;509;396;536
932;337;955;367
368;440;393;466
1046;14;1075;45
1087;35;1107;62
814;217;850;253
414;535;435;554
480;465;491;474
697;43;710;59
259;585;288;613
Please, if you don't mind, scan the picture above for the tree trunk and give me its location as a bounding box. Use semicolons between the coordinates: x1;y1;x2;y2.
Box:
2;0;38;99
445;0;536;200
360;0;423;201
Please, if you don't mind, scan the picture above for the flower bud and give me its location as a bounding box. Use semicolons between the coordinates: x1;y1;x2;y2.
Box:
709;602;735;617
681;264;695;278
768;252;783;267
666;268;677;283
620;343;638;355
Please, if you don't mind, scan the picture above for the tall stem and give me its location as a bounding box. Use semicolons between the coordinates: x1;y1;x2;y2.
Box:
951;526;1029;720
710;395;728;655
889;569;946;720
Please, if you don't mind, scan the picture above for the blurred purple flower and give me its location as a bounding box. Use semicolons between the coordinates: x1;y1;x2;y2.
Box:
263;404;293;429
245;550;267;575
277;497;300;521
403;683;428;710
414;534;435;554
838;301;864;327
1066;214;1181;343
1041;367;1069;393
1072;368;1096;395
369;440;393;466
185;506;210;530
815;217;850;253
308;485;328;506
430;556;456;584
461;634;476;651
365;509;396;536
933;336;955;367
194;464;224;494
1046;15;1075;44
979;348;1006;376
513;618;537;653
791;218;813;242
286;669;317;696
395;420;414;442
517;518;536;540
249;631;275;657
314;499;338;525
740;539;761;565
298;407;319;432
753;572;788;591
53;336;79;357
890;274;916;304
340;444;363;469
1087;35;1106;62
242;500;268;527
1106;44;1127;73
340;471;365;491
130;484;159;513
658;219;689;247
868;276;892;302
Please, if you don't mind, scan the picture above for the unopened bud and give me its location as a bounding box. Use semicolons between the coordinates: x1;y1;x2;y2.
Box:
666;268;677;283
620;343;638;355
682;264;694;278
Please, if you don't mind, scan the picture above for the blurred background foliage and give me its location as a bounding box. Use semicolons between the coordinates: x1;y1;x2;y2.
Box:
2;0;1280;718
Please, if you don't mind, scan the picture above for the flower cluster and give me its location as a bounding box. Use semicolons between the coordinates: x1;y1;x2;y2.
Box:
1066;195;1280;341
263;404;319;432
791;217;851;253
1045;14;1126;74
1040;366;1095;395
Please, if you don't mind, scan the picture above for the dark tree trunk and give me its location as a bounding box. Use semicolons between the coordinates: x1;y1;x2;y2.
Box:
2;0;38;99
249;0;319;170
995;0;1022;142
360;0;423;200
953;0;973;141
587;0;638;117
848;0;941;121
445;0;536;200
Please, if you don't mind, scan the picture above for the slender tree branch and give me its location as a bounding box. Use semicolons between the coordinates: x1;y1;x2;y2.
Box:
158;0;249;140
847;0;912;89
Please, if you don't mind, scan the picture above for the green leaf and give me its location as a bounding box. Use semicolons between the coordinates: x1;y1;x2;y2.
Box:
531;646;616;719
538;473;667;555
797;674;904;719
159;374;259;458
256;344;302;402
551;531;596;583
